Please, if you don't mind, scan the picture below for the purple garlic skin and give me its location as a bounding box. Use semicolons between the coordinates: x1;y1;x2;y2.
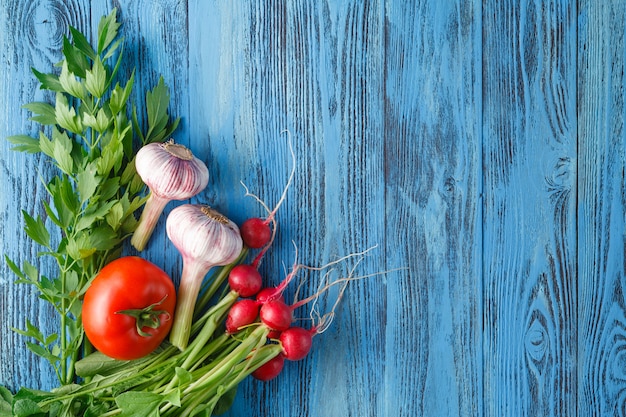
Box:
130;140;209;252
166;204;244;350
135;140;209;200
166;204;243;270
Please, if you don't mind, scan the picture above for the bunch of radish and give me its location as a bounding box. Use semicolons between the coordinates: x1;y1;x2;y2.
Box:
221;142;368;382
225;182;318;380
225;227;352;382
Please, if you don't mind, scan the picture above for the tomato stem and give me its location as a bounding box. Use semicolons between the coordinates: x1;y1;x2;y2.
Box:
115;294;171;337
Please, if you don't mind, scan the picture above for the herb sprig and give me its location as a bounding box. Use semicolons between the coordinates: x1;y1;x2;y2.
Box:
5;9;178;386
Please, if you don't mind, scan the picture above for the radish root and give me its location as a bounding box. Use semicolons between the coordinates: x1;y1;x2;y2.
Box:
241;130;296;268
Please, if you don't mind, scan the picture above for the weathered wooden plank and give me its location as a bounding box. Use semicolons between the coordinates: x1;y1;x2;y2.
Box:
188;1;391;416
383;1;482;416
578;1;626;415
0;0;93;393
6;1;621;417
482;0;577;415
0;0;189;393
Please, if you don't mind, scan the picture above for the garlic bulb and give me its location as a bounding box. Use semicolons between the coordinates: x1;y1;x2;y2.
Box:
130;140;209;251
166;204;243;350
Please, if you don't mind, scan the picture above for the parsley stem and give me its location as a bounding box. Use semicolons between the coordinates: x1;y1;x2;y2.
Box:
60;270;68;384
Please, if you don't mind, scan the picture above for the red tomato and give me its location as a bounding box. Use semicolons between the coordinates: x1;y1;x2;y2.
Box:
82;256;176;360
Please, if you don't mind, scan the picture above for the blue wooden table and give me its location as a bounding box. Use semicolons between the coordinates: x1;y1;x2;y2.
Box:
1;1;624;416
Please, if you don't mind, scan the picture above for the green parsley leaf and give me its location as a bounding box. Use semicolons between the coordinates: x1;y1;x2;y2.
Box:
26;342;58;364
6;135;40;153
4;256;25;280
103;36;124;62
97;8;121;55
109;71;135;114
12;320;45;344
23;102;56;125
95;177;121;203
42;200;63;228
62;36;89;79
88;224;120;251
105;200;124;231
145;76;177;143
97;130;125;175
46;175;79;228
54;93;83;135
21;260;39;283
81;112;98;132
85;56;107;98
38;131;55;159
63;270;80;297
59;61;85;99
95;107;112;132
69;26;96;61
76;168;100;204
31;67;63;92
53;147;74;177
22;210;50;248
75;201;117;232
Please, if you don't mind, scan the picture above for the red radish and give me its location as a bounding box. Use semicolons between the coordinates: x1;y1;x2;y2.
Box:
252;354;285;381
267;329;282;339
257;263;352;332
256;287;285;304
240;135;296;268
259;300;293;331
228;264;262;297
255;246;373;307
240;218;271;249
225;299;260;334
280;326;315;361
257;251;372;332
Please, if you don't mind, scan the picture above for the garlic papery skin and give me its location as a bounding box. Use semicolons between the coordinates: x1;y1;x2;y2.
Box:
166;204;243;350
131;140;209;251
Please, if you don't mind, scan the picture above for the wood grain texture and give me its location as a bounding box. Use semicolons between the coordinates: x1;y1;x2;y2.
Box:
383;1;482;416
578;1;626;415
189;1;391;415
0;0;190;392
1;1;626;416
0;0;93;392
482;0;577;415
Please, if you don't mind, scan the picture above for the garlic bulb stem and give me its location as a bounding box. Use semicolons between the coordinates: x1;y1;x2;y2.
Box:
131;140;209;251
169;258;210;350
130;193;169;251
166;204;243;351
